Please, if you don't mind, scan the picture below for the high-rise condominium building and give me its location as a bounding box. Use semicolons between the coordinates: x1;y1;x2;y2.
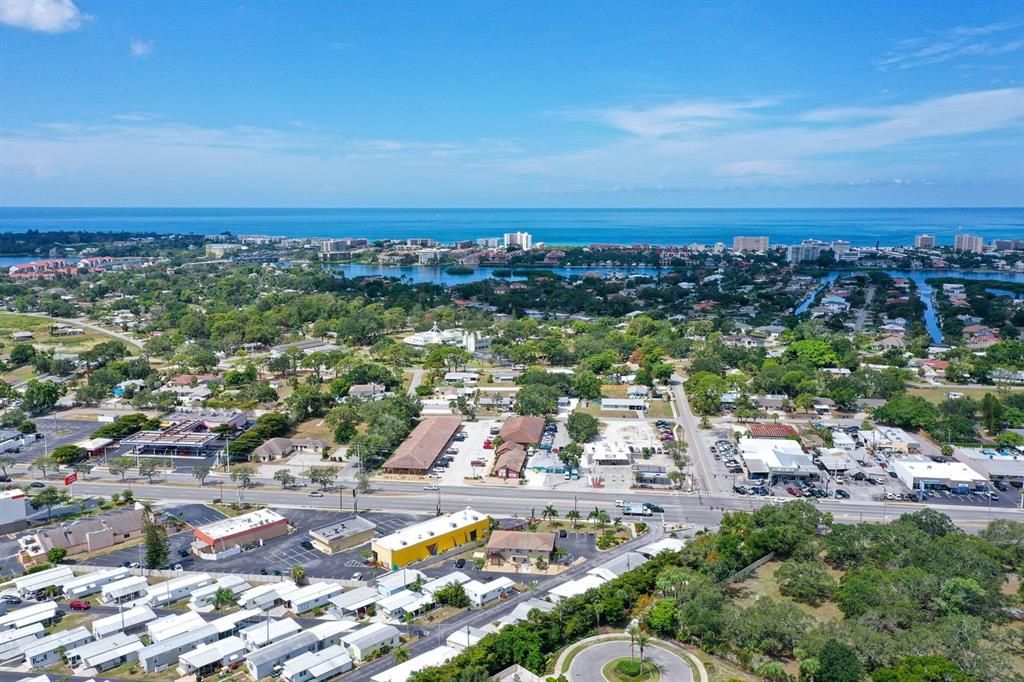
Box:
732;236;769;252
954;234;983;253
914;234;935;249
786;239;829;263
504;232;532;250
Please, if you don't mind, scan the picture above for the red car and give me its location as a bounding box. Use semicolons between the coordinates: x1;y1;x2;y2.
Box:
785;486;802;497
69;600;90;611
482;440;493;449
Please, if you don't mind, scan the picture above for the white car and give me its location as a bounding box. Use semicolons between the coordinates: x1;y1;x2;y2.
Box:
309;490;324;497
424;484;440;491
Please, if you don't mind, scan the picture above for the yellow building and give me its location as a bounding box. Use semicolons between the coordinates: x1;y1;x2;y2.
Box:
372;507;490;570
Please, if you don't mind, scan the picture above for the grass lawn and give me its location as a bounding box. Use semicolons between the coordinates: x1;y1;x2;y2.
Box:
645;400;674;419
733;560;844;623
603;658;661;682
290;417;334;442
0;312;126;353
909;385;1024;404
1;363;37;385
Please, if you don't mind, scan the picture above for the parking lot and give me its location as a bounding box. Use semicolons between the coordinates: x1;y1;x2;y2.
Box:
438;418;501;484
8;418;99;464
82;505;427;580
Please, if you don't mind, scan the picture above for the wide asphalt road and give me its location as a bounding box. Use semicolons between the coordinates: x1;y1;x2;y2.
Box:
569;640;692;682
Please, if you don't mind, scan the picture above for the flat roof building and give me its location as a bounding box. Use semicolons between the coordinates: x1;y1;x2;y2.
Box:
244;631;320;680
287;582;344;614
23;626;92;669
372;508;489;571
63;566;132;600
382;416;462;474
137;624;217;673
13;565;74;598
0;602;59;632
328;586;379;618
308;516;376;555
177;635;245;678
892;458;989;493
341;622;401;662
241;618;302;651
66;632;143;672
101;576;149;604
190;574;252;611
281;644;353;682
239;581;299;611
420;571;471;597
92;605;157;639
193;508;289;558
147;611;207;643
146;573;213;607
738;437;816;478
0;623;42;665
487;531;555;567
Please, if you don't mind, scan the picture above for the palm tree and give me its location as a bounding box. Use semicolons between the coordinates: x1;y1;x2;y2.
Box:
593;601;605;630
587;507;603;524
636;632;650;666
291;565;306;585
541;504;558;522
403;611;414;637
393;645;410;664
566;509;580;529
212;587;236;611
626;624;638;660
613;516;623;530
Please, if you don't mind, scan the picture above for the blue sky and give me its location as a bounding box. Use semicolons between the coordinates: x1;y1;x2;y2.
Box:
1;0;1022;207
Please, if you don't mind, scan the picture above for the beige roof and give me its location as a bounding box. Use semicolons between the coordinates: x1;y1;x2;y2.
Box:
382;416;462;472
252;437;294;459
492;443;527;476
487;530;556;553
500;416;545;445
36;508;143;551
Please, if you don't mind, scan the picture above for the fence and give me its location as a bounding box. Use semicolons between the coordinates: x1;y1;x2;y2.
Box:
725;551;775;584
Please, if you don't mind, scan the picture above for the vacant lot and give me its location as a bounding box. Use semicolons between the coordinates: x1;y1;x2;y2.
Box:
0;312;122;354
733;560;844;624
909;385;1024;403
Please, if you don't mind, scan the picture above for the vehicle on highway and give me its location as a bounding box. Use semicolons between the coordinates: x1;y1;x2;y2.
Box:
29;482;45;488
309;491;324;497
69;600;90;611
644;503;665;512
423;485;440;491
622;502;652;516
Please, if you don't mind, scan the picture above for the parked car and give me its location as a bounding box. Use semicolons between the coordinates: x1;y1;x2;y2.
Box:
29;482;45;488
834;489;850;499
454;558;466;569
483;440;493;449
785;486;802;497
69;600;90;611
994;481;1008;491
129;562;140;569
0;593;21;605
352;572;363;581
445;448;459;455
300;540;314;550
0;475;10;483
558;529;568;538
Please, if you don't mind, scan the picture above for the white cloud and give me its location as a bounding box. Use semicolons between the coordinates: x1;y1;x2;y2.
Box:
878;21;1023;70
0;0;84;33
567;98;777;138
130;38;154;57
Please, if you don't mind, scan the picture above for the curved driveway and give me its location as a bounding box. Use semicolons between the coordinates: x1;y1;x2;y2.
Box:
568;640;692;682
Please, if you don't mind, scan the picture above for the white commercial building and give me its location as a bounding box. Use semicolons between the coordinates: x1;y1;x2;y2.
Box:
100;576;148;604
341;622;401;662
463;577;515;607
63;566;132;600
146;573;212;607
892;458;989;493
738;437;816;479
287;582;343;614
281;644;353;682
832;431;856;453
14;566;74;598
66;632;143;672
177;635;245;678
23;626;93;668
92;605;157;639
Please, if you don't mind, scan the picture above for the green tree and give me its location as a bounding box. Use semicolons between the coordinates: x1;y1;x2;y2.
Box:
291;564;306;585
980;393;1004;434
566;412;600;443
230;465;256;488
566;509;581;529
137;458;159;483
274;469;296;488
142;510;169;569
434;582;470;608
309;466;339;490
775;560;837;606
212;587;237;610
873;396;938;431
192;462;211;486
21;379;63;415
0;455;15;477
29;486;70;520
514;384;559;415
818;639;863;682
541;504;559;522
46;547;67;564
72;462;93;479
108;457;134;481
872;656;975;682
29;455;58;478
572;371;603;400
